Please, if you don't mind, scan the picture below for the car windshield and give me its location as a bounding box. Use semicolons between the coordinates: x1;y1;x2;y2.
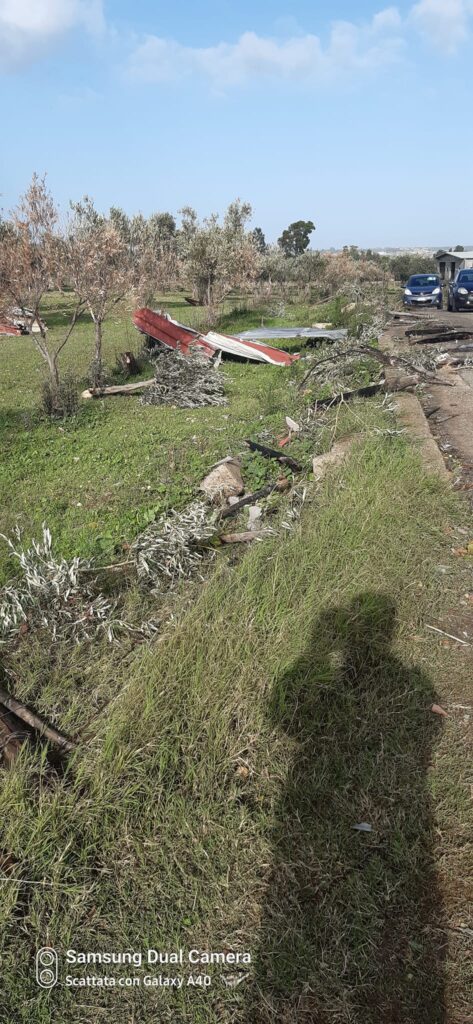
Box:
408;275;439;287
458;272;473;284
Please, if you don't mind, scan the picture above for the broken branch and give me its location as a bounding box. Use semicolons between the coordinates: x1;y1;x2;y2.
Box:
0;685;77;752
244;439;301;473
219;480;289;520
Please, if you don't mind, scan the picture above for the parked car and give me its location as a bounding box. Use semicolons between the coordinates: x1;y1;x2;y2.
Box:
447;269;473;311
402;274;443;309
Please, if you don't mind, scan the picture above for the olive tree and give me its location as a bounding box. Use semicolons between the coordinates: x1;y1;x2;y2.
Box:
179;200;260;308
67;198;130;384
109;208;179;302
0;174;85;392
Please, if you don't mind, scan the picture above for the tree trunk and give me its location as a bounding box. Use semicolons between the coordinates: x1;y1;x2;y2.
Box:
94;319;103;379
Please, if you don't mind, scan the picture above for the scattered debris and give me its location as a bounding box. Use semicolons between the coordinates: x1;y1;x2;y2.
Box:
316;383;383;408
236;326;347;342
426;624;472;647
1;307;48;336
388;309;439;322
134;308;300;366
247;506;263;531
200;458;244;503
352;823;373;833
220;531;270;544
431;704;449;718
410;331;473;346
244;439;301;473
118;351;141;376
219;479;290;520
280;484;308;530
0;321;22;337
285;416;300;434
0;683;76;754
298;343;451;393
0;526;116;649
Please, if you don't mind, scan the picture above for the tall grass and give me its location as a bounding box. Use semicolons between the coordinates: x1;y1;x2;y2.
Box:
0;435;464;1023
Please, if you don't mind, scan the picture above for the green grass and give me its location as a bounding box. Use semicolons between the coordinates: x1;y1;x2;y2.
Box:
0;432;470;1023
0;292;470;1022
0;292;342;581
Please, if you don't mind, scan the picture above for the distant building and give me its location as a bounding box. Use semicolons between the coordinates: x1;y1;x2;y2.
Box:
435;250;473;282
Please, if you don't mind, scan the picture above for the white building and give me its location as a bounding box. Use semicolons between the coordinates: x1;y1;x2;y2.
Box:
435;250;473;282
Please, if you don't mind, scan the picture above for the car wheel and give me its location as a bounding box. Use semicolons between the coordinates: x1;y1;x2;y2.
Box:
447;296;452;311
437;302;443;310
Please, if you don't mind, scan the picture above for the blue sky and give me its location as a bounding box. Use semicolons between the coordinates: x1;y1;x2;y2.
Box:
0;0;472;248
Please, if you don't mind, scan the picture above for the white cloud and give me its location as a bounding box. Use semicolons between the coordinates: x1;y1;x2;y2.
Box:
409;0;473;53
128;8;406;87
0;0;104;70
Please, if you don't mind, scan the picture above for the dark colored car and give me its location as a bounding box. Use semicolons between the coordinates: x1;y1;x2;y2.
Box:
447;269;473;311
403;274;443;309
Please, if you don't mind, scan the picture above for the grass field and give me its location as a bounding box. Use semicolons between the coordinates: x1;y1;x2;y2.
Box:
0;293;471;1022
0;292;347;582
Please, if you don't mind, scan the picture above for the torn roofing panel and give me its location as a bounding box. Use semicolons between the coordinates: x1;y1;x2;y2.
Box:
133;309;216;359
0;323;22;336
204;330;299;366
133;308;300;366
236;327;347;342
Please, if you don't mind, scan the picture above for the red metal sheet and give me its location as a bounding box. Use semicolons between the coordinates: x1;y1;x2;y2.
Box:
133;308;300;367
0;323;21;336
133;309;216;359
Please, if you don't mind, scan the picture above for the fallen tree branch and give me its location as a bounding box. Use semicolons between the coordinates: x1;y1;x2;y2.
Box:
244;439;301;473
425;624;472;647
0;709;29;767
299;345;451;392
0;685;77;753
315;382;383;408
219;480;289;520
220;531;269;544
82;379;154;399
410;332;473;345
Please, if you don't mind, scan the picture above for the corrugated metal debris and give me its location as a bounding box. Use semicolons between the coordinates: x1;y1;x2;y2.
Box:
133;308;300;366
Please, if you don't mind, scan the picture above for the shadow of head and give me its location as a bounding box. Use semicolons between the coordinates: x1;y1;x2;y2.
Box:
271;591;435;738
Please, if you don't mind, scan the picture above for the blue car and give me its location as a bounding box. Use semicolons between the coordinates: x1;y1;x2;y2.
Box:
447;270;473;312
403;273;443;309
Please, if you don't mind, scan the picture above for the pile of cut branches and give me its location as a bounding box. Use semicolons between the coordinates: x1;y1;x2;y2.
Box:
0;526;115;648
141;345;227;408
131;501;218;591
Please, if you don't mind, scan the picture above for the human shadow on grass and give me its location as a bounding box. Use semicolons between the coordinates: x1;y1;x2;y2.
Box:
245;592;445;1024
